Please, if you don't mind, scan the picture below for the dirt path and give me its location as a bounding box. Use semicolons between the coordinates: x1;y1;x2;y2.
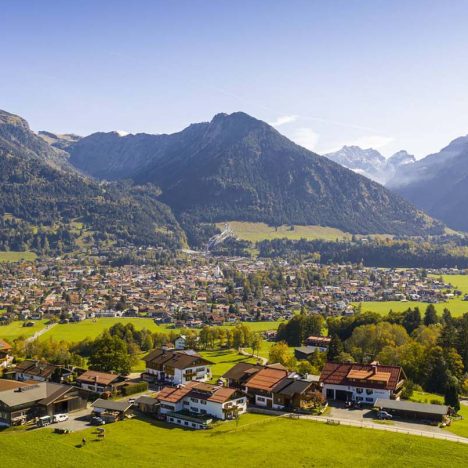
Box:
239;348;268;365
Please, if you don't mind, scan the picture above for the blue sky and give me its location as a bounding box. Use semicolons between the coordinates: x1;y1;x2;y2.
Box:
1;0;468;158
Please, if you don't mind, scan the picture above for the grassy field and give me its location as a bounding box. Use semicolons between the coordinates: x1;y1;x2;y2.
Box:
355;275;468;318
448;404;468;439
1;415;466;467
0;320;48;342
39;318;283;343
217;221;352;242
200;349;257;381
0;251;37;262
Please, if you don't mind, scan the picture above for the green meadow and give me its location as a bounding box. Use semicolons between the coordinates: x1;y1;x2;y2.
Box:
354;274;468;317
38;318;282;343
217;221;352;242
0;251;37;262
1;415;466;467
0;320;48;342
200;349;257;381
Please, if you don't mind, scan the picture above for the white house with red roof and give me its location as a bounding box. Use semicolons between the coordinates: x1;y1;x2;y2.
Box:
320;362;406;404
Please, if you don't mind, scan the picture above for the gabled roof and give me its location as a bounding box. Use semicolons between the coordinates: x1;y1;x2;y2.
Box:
92;398;132;412
245;367;288;392
143;348;212;370
77;370;121;385
272;378;315;397
375;398;449;416
0;382;72;408
221;362;263;381
320;363;404;391
14;360;59;379
157;382;239;405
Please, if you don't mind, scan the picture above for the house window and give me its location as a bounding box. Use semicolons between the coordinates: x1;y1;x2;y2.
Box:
257;397;265;402
356;396;363;402
184;401;189;405
196;367;205;372
200;409;207;414
356;388;363;394
192;423;196;427
191;398;199;403
191;407;199;412
185;421;189;426
200;400;207;405
366;397;373;402
366;389;373;395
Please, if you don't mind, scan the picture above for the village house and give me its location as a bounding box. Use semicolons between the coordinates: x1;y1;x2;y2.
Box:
320;362;406;404
12;359;70;383
76;370;125;394
304;335;332;352
142;348;212;386
271;377;321;410
157;381;247;429
243;364;289;408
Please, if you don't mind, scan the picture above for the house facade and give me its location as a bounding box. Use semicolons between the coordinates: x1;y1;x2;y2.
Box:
157;381;247;428
142;349;212;386
244;365;289;408
76;370;124;394
320;362;406;404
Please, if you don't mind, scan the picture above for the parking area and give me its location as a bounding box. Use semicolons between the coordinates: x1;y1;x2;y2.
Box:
327;403;445;434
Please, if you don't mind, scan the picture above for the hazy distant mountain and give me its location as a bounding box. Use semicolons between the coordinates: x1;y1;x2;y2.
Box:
67;112;442;236
386;135;468;231
324;146;416;184
0;109;184;253
38;131;81;151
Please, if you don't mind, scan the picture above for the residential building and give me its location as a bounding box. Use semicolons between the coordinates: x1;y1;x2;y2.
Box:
304;336;331;352
13;359;68;383
76;370;124;394
157;381;247;428
142;349;212;386
244;364;289;408
320;362;406;404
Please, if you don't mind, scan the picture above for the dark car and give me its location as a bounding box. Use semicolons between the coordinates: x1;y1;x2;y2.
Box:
91;416;106;426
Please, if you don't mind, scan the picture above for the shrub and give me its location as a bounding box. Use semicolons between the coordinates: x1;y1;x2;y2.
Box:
121;382;148;396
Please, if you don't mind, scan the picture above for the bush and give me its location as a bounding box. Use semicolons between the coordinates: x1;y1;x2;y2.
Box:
121;382;148;396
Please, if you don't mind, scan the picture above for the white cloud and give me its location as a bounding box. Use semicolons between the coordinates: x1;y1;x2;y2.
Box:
292;128;320;151
348;135;394;149
269;114;298;127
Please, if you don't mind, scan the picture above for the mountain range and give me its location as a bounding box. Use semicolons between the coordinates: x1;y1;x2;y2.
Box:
0;108;447;254
65;112;440;237
324;146;416;184
0;109;184;253
386;135;468;232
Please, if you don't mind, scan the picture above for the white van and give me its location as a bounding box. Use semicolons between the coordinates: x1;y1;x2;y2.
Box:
53;414;69;423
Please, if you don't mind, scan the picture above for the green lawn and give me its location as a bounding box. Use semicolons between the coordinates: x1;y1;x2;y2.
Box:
39;318;283;344
355;298;468;317
217;221;352;242
0;251;37;262
410;391;444;404
200;349;257;381
448;404;468;439
0;320;48;342
1;415;466;467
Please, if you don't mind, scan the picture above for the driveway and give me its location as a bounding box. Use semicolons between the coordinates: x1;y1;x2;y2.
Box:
46;407;93;432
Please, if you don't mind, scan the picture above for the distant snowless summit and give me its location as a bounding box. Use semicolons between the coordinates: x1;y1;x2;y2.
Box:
324;146;416;185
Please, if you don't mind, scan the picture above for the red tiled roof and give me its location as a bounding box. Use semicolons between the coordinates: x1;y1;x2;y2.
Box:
319;363;404;391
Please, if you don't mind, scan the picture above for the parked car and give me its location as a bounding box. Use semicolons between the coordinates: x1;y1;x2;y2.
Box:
37;415;52;427
91;416;106;426
376;410;393;420
53;413;69;423
128;398;136;405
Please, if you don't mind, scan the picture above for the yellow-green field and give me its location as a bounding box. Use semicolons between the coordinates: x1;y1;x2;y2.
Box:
0;251;37;262
38;318;283;343
0;320;48;342
354;274;468;317
217;221;352;242
1;415;466;467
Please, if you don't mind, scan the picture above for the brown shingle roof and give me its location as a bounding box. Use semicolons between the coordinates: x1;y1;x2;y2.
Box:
144;349;212;370
320;363;404;391
245;367;288;392
77;370;121;385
